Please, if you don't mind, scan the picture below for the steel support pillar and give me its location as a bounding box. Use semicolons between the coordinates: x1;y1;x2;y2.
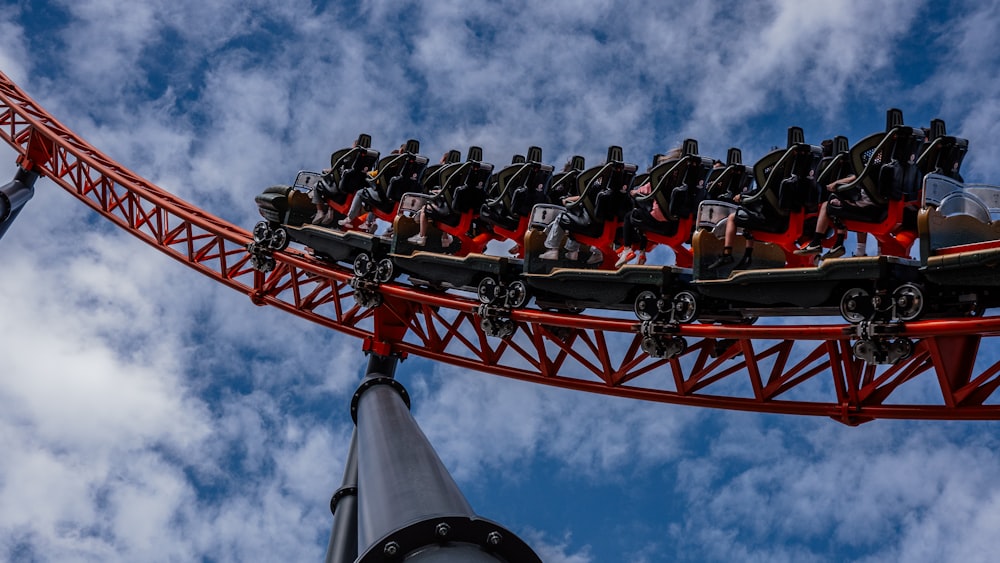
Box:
330;352;539;562
0;167;38;242
325;430;359;563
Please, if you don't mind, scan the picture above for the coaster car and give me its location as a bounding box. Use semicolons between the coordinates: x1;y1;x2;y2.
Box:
479;146;556;256
522;204;691;314
549;146;638;269
355;139;429;226
826;110;968;257
251;170;391;271
632;138;716;268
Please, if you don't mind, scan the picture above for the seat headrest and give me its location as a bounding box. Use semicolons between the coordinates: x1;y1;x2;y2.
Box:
787;126;805;147
682;139;699;156
886;108;904;131
606;145;624;163
527;146;543;163
928;118;947;141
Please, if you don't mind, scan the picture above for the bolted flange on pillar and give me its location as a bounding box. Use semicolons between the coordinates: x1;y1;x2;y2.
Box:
350;357;540;562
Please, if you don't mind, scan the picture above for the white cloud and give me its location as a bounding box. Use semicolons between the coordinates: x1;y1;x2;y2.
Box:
3;1;1000;561
672;416;1000;561
0;7;30;86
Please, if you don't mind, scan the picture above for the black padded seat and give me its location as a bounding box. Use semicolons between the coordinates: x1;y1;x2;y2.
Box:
328;146;380;201
420;149;463;193
827;119;927;223
916;119;968;182
705;147;753;203
425;155;495;227
734;128;823;234
634;140;715;237
825;109;943;228
547;155;586;203
560;147;637;238
814;136;852;186
511;164;555;216
362;148;429;214
479;147;552;231
479;161;527;230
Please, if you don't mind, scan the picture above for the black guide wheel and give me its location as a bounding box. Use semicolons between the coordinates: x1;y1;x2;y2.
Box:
353;253;373;279
269;227;289;250
261;255;275;273
506;280;529;309
253;221;270;243
375;258;394;283
840;287;871;324
478;277;501;305
672;291;699;323
634;290;660;322
893;283;924;322
355;289;382;309
889;337;914;361
480;314;515;340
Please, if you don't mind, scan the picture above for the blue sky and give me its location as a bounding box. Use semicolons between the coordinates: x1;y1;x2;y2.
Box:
3;1;1000;562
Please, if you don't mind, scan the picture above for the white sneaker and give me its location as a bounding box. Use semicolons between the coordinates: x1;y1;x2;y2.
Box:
615;249;636;268
823;245;846;259
539;249;560;260
407;234;426;246
441;233;454;246
338;217;353;228
794;243;822;255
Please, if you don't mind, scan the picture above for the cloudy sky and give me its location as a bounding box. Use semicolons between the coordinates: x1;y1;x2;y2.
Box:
3;1;1000;562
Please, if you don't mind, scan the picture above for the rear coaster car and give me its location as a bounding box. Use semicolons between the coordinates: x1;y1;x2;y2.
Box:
250;171;391;271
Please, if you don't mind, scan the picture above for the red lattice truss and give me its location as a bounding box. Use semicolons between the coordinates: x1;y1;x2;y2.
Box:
3;71;1000;424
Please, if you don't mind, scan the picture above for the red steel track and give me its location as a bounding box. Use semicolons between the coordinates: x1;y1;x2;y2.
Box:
3;70;1000;424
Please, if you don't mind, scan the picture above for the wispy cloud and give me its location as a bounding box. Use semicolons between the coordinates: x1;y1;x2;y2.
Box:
2;1;1000;561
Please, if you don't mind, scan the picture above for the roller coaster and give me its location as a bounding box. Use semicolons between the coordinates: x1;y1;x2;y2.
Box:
3;71;1000;425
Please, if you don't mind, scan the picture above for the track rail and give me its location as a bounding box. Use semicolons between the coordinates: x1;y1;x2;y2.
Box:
3;70;1000;423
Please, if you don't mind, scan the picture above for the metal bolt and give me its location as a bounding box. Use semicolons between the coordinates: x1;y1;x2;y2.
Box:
435;522;451;538
383;541;400;556
486;531;503;546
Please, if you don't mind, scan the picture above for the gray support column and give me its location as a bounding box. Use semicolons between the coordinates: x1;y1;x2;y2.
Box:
350;353;540;562
355;379;476;548
0;167;38;242
323;430;358;563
